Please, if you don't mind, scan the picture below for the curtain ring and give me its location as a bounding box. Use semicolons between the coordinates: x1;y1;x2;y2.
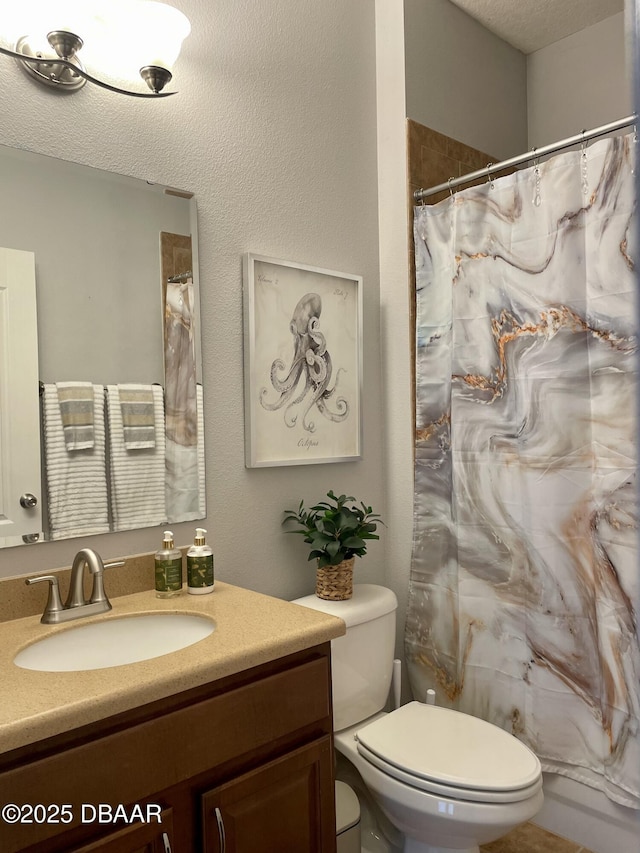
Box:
486;163;495;190
448;177;455;198
532;147;542;207
580;131;589;195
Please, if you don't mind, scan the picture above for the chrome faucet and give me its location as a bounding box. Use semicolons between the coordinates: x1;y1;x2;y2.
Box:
26;548;125;624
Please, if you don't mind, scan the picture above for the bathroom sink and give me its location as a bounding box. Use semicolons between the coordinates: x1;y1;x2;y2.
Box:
13;613;216;672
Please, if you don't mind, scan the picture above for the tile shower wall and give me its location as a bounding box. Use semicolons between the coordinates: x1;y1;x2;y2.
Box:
407;118;498;208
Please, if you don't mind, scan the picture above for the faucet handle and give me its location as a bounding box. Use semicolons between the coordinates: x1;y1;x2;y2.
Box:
25;575;64;623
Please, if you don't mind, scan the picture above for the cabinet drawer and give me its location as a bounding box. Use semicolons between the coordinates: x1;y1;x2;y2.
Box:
0;654;332;852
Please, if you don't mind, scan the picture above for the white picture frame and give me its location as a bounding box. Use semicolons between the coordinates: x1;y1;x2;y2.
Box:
243;253;363;467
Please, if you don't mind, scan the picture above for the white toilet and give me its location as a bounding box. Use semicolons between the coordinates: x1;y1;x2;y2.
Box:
293;584;543;853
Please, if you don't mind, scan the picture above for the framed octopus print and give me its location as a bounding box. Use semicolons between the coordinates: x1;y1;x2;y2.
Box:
243;253;363;467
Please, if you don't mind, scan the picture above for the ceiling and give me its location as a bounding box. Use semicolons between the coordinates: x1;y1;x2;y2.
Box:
448;0;625;54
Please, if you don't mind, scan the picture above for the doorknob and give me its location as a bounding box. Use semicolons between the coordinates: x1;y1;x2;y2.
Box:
20;493;38;509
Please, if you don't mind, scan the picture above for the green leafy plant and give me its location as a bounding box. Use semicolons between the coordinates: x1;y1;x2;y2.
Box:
283;490;383;569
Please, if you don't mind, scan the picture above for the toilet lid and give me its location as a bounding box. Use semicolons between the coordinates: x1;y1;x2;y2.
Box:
355;702;541;794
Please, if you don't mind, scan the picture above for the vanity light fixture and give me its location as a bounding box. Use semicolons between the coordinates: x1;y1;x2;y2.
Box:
0;0;191;98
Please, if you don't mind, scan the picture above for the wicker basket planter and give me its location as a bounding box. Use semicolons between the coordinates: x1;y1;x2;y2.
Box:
315;557;355;601
284;491;382;603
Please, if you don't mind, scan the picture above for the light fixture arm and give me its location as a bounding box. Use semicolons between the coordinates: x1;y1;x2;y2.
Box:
0;42;177;98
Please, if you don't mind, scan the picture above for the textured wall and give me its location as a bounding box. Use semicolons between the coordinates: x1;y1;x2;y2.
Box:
403;0;528;161
527;13;631;149
0;0;385;599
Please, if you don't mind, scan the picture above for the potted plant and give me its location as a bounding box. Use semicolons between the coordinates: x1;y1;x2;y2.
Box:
283;490;383;600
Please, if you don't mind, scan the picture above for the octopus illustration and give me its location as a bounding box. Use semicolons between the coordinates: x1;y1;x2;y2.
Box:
260;292;349;432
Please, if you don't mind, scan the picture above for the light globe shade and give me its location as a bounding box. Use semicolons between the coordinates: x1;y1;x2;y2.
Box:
1;0;90;44
28;0;91;37
77;0;190;86
131;1;191;71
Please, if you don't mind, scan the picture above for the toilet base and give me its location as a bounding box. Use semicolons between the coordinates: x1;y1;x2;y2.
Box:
404;840;479;853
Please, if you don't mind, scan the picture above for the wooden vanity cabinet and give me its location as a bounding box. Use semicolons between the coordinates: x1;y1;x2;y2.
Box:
0;644;337;853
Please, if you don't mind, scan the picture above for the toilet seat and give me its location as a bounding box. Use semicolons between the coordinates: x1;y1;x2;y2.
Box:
355;702;542;805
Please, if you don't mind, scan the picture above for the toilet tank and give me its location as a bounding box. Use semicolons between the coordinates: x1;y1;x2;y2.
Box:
292;584;397;731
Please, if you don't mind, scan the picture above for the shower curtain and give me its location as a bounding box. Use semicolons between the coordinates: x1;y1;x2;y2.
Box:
407;133;640;808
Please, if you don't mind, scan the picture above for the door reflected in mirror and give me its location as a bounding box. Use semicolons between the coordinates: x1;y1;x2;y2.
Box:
0;145;205;549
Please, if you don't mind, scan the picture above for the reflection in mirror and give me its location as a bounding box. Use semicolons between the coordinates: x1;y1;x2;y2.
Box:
0;145;205;549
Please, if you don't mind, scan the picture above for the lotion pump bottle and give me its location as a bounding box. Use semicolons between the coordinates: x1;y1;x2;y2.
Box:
155;530;183;598
187;528;214;594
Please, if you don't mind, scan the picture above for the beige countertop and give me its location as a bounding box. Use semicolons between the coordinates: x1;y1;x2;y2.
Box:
0;581;345;755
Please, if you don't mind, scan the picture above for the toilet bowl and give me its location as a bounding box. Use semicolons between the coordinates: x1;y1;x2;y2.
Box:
335;703;543;853
292;585;544;853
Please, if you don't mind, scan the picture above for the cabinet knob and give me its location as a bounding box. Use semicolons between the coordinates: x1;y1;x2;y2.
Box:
20;493;38;509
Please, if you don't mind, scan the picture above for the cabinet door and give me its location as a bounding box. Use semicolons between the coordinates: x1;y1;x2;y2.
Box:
202;738;336;853
68;808;174;853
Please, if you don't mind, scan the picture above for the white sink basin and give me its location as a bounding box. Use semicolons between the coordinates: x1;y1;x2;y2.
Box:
13;613;216;672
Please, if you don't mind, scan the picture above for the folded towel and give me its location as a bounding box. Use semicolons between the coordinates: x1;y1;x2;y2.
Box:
106;384;166;531
119;384;156;449
56;381;95;450
42;384;110;540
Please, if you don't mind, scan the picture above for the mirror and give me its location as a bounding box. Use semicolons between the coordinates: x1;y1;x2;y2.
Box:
0;144;204;549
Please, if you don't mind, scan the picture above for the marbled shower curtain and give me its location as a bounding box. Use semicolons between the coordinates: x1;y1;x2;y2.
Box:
407;133;640;808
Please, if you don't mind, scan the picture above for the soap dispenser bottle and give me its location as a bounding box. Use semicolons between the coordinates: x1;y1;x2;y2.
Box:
155;530;183;598
187;528;214;594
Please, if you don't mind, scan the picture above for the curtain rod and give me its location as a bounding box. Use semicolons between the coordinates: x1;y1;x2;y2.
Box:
413;114;637;203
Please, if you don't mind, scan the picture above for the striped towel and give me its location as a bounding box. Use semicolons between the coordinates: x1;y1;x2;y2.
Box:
56;381;95;450
42;384;110;540
119;385;156;449
106;384;167;531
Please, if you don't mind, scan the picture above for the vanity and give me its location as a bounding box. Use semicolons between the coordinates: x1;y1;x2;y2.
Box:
0;571;345;852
